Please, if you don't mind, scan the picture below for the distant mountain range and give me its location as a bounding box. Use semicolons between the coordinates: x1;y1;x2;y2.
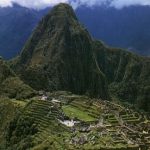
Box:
0;4;150;59
0;4;49;59
76;5;150;56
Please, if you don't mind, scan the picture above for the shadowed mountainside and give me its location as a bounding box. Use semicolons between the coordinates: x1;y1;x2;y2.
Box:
11;3;150;111
93;41;150;111
13;4;108;99
0;57;35;99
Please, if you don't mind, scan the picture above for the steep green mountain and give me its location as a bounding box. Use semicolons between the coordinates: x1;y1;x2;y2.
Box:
13;4;108;99
93;41;150;111
12;3;150;111
0;57;35;99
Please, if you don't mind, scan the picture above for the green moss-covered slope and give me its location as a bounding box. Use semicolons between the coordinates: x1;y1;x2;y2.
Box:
0;99;19;149
93;40;150;111
13;3;108;99
0;58;35;99
12;3;149;110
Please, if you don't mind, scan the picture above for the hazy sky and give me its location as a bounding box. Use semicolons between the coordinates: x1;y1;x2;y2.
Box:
0;0;150;9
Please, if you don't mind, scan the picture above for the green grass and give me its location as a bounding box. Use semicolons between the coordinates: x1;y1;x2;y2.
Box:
62;105;97;122
10;99;28;107
70;101;101;118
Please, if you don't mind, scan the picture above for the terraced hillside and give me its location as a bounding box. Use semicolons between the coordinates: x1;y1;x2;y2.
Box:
24;100;69;146
4;98;71;150
2;92;150;150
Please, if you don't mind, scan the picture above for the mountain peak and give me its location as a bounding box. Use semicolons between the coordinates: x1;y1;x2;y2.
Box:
19;3;91;66
15;3;108;99
48;3;77;21
11;3;150;112
52;3;74;12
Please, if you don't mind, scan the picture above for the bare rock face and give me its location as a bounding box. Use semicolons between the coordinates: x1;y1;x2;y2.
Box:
15;4;108;99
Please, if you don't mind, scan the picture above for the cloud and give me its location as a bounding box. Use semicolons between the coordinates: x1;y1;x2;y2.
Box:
0;0;12;7
0;0;69;9
110;0;150;9
70;0;108;9
0;0;150;9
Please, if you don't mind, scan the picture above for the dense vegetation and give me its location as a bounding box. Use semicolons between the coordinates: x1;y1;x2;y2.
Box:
11;3;150;111
93;41;150;111
0;58;35;99
0;3;149;150
13;4;108;99
6;115;38;150
0;99;19;149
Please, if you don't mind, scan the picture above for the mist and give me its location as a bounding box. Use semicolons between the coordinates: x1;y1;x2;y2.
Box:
0;0;150;9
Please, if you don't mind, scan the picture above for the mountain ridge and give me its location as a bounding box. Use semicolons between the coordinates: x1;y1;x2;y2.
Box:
13;3;108;99
0;4;49;59
11;3;150;111
93;40;150;110
1;4;150;59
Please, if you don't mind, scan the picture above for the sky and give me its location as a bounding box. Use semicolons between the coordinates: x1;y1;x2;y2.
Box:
0;0;150;9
